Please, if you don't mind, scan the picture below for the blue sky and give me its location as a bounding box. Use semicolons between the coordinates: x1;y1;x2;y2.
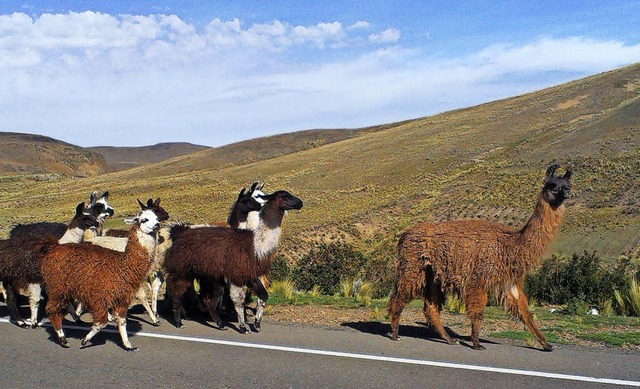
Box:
1;1;640;147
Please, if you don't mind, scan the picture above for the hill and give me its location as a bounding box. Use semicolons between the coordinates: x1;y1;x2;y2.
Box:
87;142;210;172
0;132;107;177
0;63;639;269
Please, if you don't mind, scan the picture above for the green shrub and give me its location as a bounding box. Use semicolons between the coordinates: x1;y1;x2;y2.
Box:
614;277;640;317
269;255;291;281
292;242;367;295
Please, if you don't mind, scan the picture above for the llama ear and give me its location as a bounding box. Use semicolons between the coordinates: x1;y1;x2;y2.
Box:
153;198;161;207
563;167;572;180
544;163;559;182
146;199;154;207
137;199;146;210
258;182;265;191
75;202;85;216
250;181;258;192
100;191;109;199
238;188;246;200
89;191;98;205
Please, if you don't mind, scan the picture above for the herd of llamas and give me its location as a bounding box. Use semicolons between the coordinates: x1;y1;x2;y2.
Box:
0;163;572;352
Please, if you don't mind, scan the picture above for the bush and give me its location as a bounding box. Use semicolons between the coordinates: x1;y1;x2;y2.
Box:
269;255;291;281
291;242;367;295
526;251;640;307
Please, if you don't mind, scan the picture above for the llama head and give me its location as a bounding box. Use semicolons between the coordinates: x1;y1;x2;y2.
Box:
69;202;100;231
541;164;572;208
258;190;303;211
125;209;161;234
249;181;268;205
88;190;115;222
235;186;264;214
137;198;169;222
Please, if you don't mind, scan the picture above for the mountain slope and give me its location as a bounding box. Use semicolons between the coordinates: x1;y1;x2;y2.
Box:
0;132;107;177
1;64;639;261
87;142;210;172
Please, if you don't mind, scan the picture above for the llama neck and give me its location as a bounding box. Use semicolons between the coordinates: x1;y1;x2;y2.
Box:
58;227;86;244
514;195;566;269
228;209;249;230
253;203;284;261
120;226;157;283
245;210;260;230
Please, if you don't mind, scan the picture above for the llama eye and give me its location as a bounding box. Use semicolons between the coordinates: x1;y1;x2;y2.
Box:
141;218;148;223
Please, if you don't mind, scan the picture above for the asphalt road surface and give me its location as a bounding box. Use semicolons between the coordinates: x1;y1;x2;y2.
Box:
0;308;639;388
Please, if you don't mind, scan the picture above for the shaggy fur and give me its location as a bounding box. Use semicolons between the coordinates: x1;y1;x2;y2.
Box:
0;203;99;327
79;198;169;325
164;190;302;330
41;206;164;350
388;164;572;351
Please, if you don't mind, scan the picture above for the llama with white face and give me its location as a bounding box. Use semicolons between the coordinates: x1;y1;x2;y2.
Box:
41;203;166;351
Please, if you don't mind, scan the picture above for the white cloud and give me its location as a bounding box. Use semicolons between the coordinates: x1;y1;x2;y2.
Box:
348;21;370;30
368;28;400;44
1;12;640;147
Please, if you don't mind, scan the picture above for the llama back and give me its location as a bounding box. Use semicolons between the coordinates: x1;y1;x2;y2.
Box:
165;226;268;285
0;238;57;289
9;223;67;241
399;220;515;292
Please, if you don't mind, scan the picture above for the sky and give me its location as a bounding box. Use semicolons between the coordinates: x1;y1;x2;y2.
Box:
1;1;640;147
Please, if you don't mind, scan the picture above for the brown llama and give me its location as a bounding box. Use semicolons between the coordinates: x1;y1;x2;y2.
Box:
40;204;166;350
388;164;572;351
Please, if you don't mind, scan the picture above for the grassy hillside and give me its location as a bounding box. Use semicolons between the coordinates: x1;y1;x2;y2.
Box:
0;64;639;267
0;132;107;177
87;142;210;172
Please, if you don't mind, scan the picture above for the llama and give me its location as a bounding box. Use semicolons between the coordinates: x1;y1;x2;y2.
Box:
388;164;572;351
224;182;271;332
40;203;166;350
164;190;303;332
81;198;169;325
9;191;113;241
0;202;99;328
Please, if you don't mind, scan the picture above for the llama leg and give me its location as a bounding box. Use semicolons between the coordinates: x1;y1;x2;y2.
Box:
201;280;226;330
135;287;159;325
0;281;6;301
150;274;163;317
506;284;552;351
229;283;249;334
167;277;188;328
422;267;457;344
388;292;411;341
69;302;83;323
114;307;137;351
80;322;107;348
26;283;42;328
465;289;488;350
46;301;68;348
3;282;27;327
251;277;269;332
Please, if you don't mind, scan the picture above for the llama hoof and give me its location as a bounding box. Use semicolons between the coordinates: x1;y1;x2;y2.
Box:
80;339;90;348
125;347;139;352
151;321;161;327
239;326;250;334
472;344;486;351
252;321;261;332
18;321;29;329
446;338;459;345
542;344;554;352
31;322;39;329
389;333;400;341
59;337;70;348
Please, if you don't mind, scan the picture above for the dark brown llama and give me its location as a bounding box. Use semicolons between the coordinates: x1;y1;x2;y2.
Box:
41;204;166;350
389;164;572;351
0;202;99;328
164;190;302;331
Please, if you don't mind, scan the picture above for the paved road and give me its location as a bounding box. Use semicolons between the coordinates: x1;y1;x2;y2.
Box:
0;309;638;388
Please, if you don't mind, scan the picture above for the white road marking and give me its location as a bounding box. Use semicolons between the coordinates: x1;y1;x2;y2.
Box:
1;317;638;387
